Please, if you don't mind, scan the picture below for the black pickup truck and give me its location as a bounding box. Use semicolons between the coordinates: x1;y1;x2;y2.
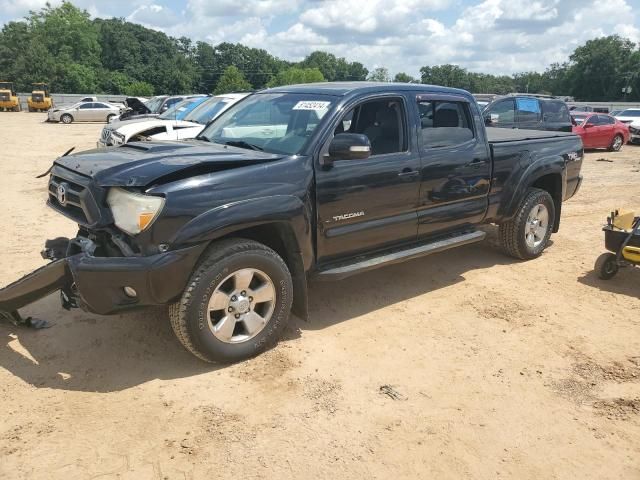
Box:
0;82;583;363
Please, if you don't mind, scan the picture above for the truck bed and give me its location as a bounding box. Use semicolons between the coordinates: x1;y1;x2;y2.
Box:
486;127;576;144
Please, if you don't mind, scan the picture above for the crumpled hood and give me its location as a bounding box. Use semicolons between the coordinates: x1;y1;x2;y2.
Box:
54;141;283;187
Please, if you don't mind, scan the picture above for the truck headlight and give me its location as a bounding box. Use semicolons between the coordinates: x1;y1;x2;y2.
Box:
107;188;165;235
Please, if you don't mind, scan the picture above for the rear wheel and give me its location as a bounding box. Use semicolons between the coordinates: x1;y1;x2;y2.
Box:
609;134;624;152
169;239;293;363
595;253;619;280
499;188;556;260
60;114;73;124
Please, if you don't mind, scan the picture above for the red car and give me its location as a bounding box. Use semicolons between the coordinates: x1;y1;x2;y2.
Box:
571;113;630;151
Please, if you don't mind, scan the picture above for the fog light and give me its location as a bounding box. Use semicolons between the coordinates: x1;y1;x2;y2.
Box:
123;286;137;298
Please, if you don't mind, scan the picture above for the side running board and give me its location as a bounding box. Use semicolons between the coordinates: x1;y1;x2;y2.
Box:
316;230;486;281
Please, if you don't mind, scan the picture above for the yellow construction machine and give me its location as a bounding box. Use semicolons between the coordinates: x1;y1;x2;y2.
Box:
0;82;21;111
27;83;53;112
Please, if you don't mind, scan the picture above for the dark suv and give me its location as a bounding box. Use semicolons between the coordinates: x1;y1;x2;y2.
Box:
483;96;572;132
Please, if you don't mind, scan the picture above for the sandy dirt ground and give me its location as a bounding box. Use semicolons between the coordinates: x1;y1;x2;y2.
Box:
0;113;639;479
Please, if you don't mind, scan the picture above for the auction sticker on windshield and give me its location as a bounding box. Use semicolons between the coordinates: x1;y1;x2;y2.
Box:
293;101;331;111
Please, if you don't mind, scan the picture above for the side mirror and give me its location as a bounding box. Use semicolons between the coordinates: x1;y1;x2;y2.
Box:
323;133;371;166
484;113;498;125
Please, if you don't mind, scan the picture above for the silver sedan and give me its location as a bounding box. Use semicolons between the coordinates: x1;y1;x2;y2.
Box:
48;102;122;124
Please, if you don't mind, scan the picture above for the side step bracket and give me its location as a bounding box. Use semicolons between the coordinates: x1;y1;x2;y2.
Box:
316;230;486;281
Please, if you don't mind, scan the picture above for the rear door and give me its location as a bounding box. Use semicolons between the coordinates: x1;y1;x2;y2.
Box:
597;114;616;148
315;94;421;264
91;102;112;121
415;94;491;237
515;97;542;130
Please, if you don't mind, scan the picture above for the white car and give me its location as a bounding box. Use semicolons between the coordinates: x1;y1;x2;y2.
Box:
628;121;640;144
48;101;123;124
614;108;640;124
98;93;248;147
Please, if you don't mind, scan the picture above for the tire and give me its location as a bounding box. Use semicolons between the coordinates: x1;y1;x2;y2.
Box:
169;238;293;363
595;253;618;280
609;134;624;152
499;188;556;260
60;114;73;124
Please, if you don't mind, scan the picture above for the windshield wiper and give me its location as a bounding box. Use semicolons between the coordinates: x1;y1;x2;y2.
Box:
224;140;264;151
194;136;211;142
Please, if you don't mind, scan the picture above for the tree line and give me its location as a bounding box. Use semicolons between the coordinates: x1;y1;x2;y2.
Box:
1;2;639;101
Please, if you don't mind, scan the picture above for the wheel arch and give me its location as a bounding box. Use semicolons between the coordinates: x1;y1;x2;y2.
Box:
171;196;313;320
502;164;565;233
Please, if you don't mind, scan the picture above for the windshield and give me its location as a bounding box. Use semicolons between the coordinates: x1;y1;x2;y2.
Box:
199;93;336;155
159;97;202;120
145;97;165;113
185;97;231;125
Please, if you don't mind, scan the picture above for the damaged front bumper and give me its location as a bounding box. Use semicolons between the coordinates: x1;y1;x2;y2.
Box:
0;237;207;318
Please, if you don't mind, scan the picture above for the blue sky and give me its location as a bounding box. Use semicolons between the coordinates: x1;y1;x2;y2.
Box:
1;0;639;76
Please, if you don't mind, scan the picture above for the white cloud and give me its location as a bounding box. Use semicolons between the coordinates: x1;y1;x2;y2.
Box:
127;4;178;28
0;0;638;77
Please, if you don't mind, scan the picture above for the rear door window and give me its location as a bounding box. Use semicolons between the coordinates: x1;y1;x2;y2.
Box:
418;100;474;149
516;97;541;123
543;101;571;123
599;115;615;125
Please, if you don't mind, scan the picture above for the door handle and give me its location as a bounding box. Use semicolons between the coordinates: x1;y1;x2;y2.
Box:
466;158;486;168
398;168;419;178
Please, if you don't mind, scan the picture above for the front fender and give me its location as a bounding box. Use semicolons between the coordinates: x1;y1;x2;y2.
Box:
170;194;313;268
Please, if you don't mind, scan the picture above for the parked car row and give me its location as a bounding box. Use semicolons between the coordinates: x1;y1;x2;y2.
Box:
98;93;248;147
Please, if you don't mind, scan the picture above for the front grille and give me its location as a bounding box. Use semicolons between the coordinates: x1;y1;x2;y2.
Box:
49;175;88;224
100;128;112;144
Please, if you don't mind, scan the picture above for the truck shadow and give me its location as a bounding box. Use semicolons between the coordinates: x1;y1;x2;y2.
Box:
0;234;516;393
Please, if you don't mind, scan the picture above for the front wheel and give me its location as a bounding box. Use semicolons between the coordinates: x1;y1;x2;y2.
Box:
499;188;556;260
595;253;619;280
169;239;293;363
609;134;624;152
60;114;73;124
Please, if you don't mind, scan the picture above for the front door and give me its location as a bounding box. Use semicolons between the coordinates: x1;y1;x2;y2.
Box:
484;98;516;129
75;103;94;121
315;95;421;264
415;94;491;237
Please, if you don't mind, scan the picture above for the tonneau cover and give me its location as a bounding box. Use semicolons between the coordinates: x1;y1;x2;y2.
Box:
487;127;576;144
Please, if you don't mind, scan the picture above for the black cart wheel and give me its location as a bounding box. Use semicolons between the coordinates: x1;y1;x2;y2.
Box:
595;253;619;280
169;238;293;363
